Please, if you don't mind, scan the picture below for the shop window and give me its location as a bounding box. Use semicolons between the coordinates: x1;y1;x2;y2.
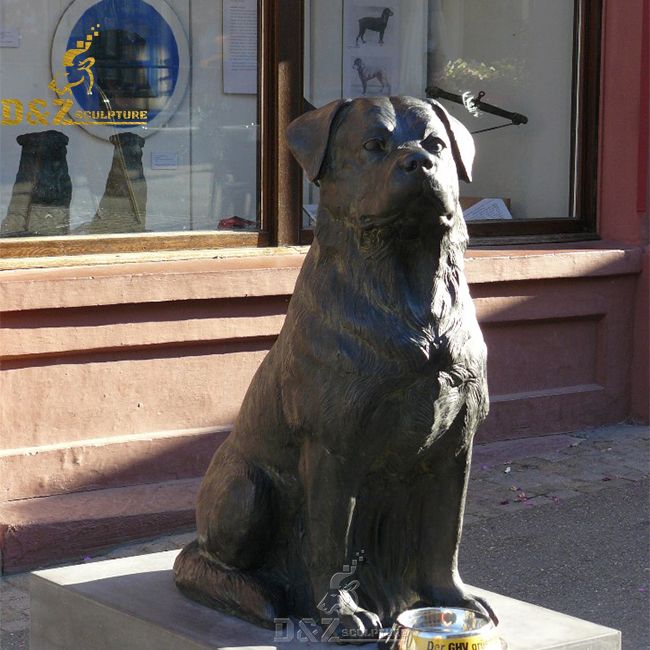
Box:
0;0;267;258
301;0;601;243
0;0;601;264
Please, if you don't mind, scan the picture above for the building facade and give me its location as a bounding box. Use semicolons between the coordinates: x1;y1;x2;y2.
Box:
0;0;647;572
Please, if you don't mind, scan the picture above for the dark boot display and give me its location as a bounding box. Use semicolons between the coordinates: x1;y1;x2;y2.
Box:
1;130;72;237
89;132;147;234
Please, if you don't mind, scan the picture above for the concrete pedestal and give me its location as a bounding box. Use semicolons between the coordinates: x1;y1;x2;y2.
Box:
30;551;621;650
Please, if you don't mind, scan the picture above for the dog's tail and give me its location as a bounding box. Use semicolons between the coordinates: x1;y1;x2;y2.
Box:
173;539;280;628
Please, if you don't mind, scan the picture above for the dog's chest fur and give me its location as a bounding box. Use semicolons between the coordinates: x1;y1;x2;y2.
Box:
279;224;487;457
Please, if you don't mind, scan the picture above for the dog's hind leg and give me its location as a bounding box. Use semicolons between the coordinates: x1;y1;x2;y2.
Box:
174;451;284;627
173;540;281;627
377;72;389;94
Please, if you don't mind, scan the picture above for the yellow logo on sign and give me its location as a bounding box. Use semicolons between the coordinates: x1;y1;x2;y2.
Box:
48;24;99;97
1;24;148;127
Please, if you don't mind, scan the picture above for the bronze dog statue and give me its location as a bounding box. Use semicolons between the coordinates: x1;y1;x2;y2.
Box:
174;96;493;637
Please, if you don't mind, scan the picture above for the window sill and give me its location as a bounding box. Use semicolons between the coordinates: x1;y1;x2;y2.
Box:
465;241;643;284
0;231;269;267
0;242;643;313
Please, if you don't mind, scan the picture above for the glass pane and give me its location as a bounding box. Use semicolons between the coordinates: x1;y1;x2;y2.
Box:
303;0;576;226
0;0;260;238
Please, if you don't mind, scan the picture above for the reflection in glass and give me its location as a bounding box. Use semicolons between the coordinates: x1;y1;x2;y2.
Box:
304;0;576;224
0;0;260;238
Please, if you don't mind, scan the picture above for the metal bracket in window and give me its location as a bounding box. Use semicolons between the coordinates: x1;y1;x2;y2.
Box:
426;86;528;134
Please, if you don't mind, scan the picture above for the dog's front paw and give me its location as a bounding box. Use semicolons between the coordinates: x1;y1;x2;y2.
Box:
420;581;498;626
456;592;498;626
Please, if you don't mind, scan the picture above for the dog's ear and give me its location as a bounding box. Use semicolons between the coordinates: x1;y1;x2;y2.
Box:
285;99;350;183
426;99;475;183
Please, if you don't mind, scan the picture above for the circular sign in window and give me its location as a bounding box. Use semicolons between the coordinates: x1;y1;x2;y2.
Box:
51;0;189;140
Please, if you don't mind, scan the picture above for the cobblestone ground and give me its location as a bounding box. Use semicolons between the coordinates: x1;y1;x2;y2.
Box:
1;423;648;649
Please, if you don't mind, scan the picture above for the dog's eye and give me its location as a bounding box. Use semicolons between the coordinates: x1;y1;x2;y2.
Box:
422;136;446;154
363;138;385;152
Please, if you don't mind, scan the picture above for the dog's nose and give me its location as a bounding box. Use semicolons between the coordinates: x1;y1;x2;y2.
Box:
398;150;434;173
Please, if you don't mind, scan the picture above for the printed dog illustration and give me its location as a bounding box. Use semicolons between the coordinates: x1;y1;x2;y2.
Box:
174;96;494;638
356;7;394;46
353;57;391;95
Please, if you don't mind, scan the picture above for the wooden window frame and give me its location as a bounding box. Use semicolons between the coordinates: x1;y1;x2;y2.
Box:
0;0;602;264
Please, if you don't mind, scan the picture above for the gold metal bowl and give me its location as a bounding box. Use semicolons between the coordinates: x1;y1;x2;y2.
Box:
384;607;501;650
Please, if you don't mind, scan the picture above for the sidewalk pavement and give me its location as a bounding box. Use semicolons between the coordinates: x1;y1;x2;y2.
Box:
1;423;648;650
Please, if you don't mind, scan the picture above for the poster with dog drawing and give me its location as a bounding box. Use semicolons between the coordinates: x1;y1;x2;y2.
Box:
343;1;400;98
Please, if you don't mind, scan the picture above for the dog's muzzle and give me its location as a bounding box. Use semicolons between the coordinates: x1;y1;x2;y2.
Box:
397;149;434;174
393;149;457;222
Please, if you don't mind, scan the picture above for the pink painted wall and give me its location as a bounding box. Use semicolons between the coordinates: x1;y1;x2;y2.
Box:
0;247;643;504
630;0;650;422
599;0;648;245
598;0;649;422
0;0;646;557
631;247;650;421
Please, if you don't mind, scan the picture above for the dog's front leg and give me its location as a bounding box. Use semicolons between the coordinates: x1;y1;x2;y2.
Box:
414;443;497;623
301;442;383;638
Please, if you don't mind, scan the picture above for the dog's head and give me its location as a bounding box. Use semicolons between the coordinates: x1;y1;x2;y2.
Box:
285;96;473;235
